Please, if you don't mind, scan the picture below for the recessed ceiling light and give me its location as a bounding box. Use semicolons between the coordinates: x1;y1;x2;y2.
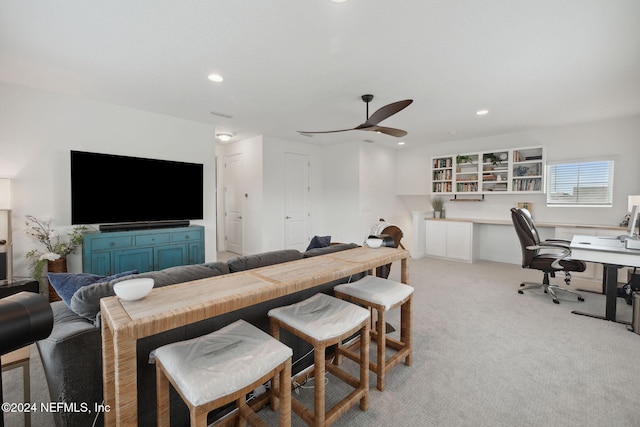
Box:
331;0;349;3
207;73;224;82
398;141;406;146
476;109;489;116
216;132;234;142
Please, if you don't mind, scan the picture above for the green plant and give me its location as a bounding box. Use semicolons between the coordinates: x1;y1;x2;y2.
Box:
456;154;472;164
484;153;500;165
431;196;444;212
24;215;87;280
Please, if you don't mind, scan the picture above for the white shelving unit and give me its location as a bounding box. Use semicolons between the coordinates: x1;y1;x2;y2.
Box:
430;146;545;195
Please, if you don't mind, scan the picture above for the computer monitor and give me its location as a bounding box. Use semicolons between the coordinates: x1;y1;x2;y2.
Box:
628;204;639;237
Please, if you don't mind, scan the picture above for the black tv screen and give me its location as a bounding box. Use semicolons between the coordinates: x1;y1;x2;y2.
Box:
71;151;204;225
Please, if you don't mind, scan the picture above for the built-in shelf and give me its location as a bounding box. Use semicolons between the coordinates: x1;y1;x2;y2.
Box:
431;146;545;195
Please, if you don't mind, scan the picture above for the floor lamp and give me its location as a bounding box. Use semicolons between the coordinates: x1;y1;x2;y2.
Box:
0;178;12;284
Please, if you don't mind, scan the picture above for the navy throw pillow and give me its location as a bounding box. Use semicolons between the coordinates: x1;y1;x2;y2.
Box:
48;270;138;306
306;235;331;251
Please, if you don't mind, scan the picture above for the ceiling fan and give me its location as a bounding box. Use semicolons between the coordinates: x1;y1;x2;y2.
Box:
298;94;413;138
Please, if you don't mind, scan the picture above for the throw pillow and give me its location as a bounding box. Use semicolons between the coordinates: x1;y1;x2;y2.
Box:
305;235;331;251
48;270;138;307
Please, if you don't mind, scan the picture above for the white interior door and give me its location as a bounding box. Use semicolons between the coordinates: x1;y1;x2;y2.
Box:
284;152;310;251
224;154;244;254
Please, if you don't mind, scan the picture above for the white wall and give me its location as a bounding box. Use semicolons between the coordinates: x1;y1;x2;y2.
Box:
0;83;217;277
396;114;640;261
397;115;640;224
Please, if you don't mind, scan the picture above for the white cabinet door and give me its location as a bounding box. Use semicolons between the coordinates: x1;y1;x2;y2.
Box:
426;220;474;262
447;221;473;261
426;220;447;258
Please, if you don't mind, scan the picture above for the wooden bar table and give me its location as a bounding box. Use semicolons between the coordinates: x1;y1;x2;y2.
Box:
101;246;409;426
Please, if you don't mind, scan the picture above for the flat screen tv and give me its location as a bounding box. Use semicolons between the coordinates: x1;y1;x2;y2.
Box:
71;150;203;228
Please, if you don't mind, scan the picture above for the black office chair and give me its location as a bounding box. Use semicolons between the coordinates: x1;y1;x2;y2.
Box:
511;207;586;304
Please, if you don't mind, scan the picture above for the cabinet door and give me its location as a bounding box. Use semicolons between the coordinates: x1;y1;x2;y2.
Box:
155;244;188;270
90;252;113;276
446;222;473;261
187;241;205;264
114;248;154;273
425;221;447;257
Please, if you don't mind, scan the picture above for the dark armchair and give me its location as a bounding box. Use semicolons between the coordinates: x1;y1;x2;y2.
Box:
511;207;586;304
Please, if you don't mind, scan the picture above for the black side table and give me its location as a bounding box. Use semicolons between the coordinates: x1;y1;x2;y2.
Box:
0;280;39;299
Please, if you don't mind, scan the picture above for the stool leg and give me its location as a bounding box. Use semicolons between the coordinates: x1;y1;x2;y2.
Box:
359;322;370;411
191;407;207;427
313;344;326;427
270;320;281;412
156;362;171;427
376;308;386;391
279;359;292;427
402;297;413;366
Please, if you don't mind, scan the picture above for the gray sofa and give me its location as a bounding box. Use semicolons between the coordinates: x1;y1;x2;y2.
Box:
37;243;361;427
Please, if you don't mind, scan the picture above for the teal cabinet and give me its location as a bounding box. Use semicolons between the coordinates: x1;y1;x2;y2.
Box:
82;226;205;275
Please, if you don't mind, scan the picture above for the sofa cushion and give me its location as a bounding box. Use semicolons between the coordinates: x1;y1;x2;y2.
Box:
303;243;359;258
69;262;230;324
47;270;138;306
227;249;302;272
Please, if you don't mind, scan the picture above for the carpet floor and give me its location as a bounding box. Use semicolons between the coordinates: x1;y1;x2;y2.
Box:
3;256;640;426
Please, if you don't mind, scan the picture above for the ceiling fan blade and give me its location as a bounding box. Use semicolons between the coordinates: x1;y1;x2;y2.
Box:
363;99;413;126
297;128;357;135
357;125;408;138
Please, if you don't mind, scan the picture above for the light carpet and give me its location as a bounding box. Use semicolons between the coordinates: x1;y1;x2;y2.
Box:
4;257;640;426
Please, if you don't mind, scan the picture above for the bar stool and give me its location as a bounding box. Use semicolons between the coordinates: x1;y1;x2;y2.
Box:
154;320;292;427
334;275;413;391
268;293;370;427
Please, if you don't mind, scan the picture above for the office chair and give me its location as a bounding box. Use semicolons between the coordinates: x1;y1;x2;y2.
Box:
511;208;586;304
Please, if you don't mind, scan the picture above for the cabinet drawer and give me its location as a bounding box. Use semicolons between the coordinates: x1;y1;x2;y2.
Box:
135;233;171;246
172;230;202;242
90;236;133;251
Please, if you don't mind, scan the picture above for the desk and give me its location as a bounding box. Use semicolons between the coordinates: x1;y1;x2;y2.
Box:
569;235;640;323
101;246;409;426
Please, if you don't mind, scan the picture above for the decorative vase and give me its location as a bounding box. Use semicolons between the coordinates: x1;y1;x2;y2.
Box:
434;211;442;219
47;258;67;302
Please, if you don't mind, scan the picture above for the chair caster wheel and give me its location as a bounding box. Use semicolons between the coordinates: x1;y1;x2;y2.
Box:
518;290;523;294
553;299;559;304
578;297;585;302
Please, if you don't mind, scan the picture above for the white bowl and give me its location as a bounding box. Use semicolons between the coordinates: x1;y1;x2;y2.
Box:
366;238;383;248
113;278;154;301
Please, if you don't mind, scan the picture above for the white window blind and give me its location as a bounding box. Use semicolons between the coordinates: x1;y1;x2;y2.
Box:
546;160;614;206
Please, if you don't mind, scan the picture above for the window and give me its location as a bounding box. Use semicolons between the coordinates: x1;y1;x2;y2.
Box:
546;159;614;206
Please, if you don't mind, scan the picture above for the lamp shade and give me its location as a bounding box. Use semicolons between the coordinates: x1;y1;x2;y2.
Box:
0;178;10;210
628;195;640;213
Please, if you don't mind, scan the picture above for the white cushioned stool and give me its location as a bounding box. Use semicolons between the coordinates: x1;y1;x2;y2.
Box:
268;293;370;427
334;275;413;391
154;320;292;427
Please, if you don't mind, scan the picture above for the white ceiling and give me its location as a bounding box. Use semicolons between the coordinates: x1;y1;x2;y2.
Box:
1;0;639;149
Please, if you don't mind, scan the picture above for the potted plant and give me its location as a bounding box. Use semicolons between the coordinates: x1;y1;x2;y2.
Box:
24;215;87;296
431;196;444;218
